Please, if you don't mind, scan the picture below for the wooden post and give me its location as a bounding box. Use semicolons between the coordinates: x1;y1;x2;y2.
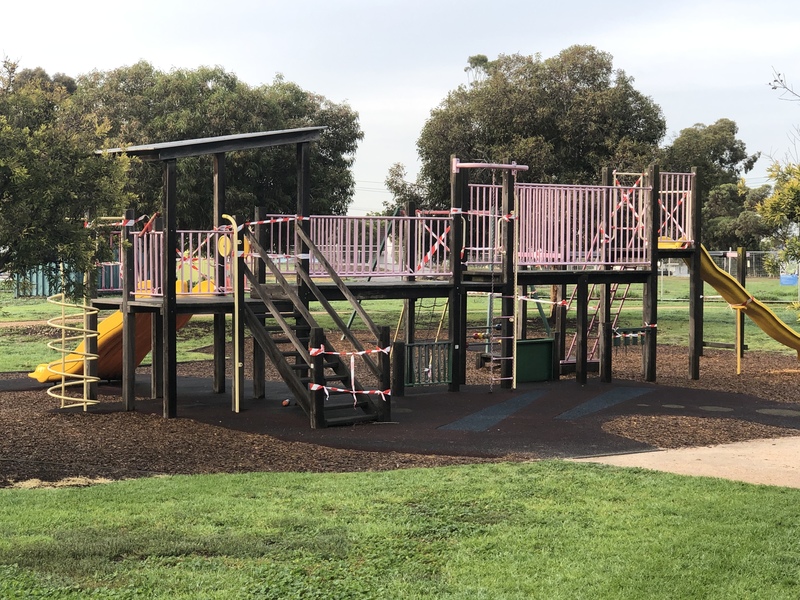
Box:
575;274;589;385
554;283;567;378
688;249;702;379
391;341;406;398
448;156;466;392
500;170;515;389
404;199;417;370
162;159;178;418
689;167;702;378
310;327;325;428
232;216;245;412
252;206;267;399
150;215;164;399
121;208;136;411
599;167;613;382
599;283;612;383
213;152;226;394
378;325;391;421
737;246;746;360
643;164;660;382
296;142;312;377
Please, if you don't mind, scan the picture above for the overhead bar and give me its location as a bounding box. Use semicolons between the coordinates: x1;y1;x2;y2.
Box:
452;157;529;173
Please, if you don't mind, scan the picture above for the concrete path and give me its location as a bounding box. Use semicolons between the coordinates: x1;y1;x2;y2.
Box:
571;436;800;488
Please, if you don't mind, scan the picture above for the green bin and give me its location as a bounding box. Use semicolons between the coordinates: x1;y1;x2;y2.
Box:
516;338;554;382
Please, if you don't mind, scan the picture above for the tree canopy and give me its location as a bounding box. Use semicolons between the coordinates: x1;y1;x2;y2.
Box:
659;118;759;202
657;118;765;248
0;59;131;294
1;59;364;295
408;46;666;209
72;63;363;228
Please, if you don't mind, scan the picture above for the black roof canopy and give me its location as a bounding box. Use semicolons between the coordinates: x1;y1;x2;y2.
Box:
97;126;327;161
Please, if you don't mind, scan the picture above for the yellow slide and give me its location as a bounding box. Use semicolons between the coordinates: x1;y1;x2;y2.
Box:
29;311;193;383
693;244;800;358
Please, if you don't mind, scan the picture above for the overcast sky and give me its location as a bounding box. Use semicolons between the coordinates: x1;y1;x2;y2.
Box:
4;0;800;214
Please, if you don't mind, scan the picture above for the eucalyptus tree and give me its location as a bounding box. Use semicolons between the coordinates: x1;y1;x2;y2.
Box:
0;59;130;295
73;63;363;227
409;46;666;208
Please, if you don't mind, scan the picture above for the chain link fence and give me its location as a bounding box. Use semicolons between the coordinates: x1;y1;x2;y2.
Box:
661;251;797;279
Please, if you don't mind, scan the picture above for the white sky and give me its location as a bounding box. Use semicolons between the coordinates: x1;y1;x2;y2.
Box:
4;0;800;214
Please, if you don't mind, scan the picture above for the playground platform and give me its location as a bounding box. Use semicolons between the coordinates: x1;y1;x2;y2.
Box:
6;374;800;461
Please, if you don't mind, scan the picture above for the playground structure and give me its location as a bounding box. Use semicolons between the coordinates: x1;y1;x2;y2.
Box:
30;127;800;428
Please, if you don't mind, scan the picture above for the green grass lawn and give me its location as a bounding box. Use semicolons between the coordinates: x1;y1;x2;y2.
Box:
4;277;800;373
1;462;799;599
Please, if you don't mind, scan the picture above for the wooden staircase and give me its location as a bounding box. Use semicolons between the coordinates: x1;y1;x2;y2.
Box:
239;225;390;428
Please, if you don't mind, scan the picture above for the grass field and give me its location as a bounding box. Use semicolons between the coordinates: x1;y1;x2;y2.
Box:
3;281;800;597
2;463;800;599
5;275;800;373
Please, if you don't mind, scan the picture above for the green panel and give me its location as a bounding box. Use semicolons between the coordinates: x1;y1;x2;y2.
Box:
516;338;553;382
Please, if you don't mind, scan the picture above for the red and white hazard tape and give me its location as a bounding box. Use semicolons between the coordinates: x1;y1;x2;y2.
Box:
416;226;451;271
308;382;391;406
309;345;390;357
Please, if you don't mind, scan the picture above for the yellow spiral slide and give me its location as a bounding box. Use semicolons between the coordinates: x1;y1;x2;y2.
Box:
29;310;193;383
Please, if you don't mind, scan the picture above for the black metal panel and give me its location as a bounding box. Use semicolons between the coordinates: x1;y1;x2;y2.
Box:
97;127;326;160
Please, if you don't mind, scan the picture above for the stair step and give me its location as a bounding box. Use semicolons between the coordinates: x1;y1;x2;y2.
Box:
289;361;338;370
323;412;379;426
300;375;353;384
274;338;309;346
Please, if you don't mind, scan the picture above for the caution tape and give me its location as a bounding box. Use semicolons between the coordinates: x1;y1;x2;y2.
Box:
105;214;149;228
416;225;451;271
518;296;568;306
309;345;390;357
730;296;755;310
308;382;391;406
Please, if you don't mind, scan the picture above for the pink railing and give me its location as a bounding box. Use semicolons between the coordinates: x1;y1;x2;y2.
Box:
133;230;234;297
132;215;455;295
129;170;695;294
516;183;650;267
659;172;694;243
466;185;502;267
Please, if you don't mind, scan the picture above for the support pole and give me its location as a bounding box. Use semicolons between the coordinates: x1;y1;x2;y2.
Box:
599;283;612;383
688;167;702;378
575;275;589;385
378;325;391;421
213;152;227;394
448;156;466;392
150;215;164;399
599;167;613;382
296;142;312;380
121;208;136;411
222;214;244;413
310;327;325;428
500;170;516;389
162;159;178;418
252;206;267;399
391;341;406;398
643;164;660;382
737;246;746;360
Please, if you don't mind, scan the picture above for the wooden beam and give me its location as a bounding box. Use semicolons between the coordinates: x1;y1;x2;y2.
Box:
162;160;178;417
599;283;612;383
121;208;136;411
252;206;267;399
643;164;660;382
575;275;589;385
500;170;515;389
448;156;467;391
213;152;226;394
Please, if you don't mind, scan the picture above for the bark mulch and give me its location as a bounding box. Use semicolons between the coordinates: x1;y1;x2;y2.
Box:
2;341;800;488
